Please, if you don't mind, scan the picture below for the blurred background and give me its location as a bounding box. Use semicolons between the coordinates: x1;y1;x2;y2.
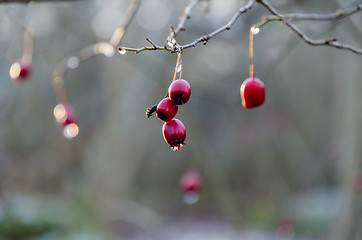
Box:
0;0;361;239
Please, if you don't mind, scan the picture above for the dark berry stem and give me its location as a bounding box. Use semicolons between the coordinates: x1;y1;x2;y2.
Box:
146;105;157;118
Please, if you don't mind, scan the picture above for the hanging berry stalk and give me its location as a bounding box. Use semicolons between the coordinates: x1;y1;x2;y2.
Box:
240;26;265;109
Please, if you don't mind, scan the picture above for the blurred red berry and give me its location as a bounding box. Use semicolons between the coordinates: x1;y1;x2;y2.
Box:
180;171;202;193
162;118;186;151
53;103;79;139
9;61;32;82
240;77;265;108
156;98;178;122
168;79;191;105
53;103;77;127
276;218;295;236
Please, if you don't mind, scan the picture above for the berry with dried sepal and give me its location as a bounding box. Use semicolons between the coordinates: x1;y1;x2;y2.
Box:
168;79;191;105
156;98;178;122
162;118;186;151
240;77;265;108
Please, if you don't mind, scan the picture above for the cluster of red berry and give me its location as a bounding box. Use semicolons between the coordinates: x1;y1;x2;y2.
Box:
155;79;191;151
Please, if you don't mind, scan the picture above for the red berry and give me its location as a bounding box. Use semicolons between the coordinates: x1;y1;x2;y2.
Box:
180;171;202;193
240;77;265;108
53;103;79;139
276;218;295;236
162;118;186;151
53;103;77;127
9;61;32;82
156;98;178;122
168;79;191;105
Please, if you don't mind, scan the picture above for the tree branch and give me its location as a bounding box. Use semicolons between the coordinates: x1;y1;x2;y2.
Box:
256;0;362;55
275;4;361;22
181;0;256;50
118;0;256;54
0;0;76;3
170;0;201;38
53;0;142;103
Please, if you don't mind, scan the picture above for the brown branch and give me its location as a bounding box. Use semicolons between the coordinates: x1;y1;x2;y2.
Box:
118;0;362;55
53;0;142;103
118;0;256;54
109;0;140;47
256;0;362;55
279;4;361;21
118;39;172;54
119;0;204;54
170;0;201;38
0;0;76;3
181;0;256;49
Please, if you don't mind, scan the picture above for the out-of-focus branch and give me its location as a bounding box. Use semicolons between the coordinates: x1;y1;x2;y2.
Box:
267;4;362;22
256;0;362;55
170;0;201;38
0;0;76;3
53;0;141;103
109;0;140;47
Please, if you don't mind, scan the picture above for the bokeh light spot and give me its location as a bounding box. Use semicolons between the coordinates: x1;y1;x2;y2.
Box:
67;56;80;69
182;192;200;205
63;123;79;139
9;62;21;80
53;104;67;124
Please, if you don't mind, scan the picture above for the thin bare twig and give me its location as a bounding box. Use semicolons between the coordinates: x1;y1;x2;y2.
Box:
256;0;362;55
118;0;256;54
0;0;75;2
119;0;203;54
118;40;171;54
181;0;256;49
53;0;142;103
109;0;140;47
262;4;362;22
170;0;201;38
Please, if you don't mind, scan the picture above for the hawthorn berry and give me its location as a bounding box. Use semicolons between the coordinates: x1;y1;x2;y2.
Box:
168;79;191;105
53;103;79;139
276;218;295;236
53;103;77;127
9;61;32;82
156;98;178;122
162;118;186;151
180;171;202;193
240;77;265;108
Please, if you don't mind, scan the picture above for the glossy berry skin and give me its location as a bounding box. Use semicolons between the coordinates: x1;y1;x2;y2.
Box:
168;79;191;105
240;77;265;109
9;61;32;82
156;98;178;122
180;171;202;193
53;103;77;127
162;118;186;151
